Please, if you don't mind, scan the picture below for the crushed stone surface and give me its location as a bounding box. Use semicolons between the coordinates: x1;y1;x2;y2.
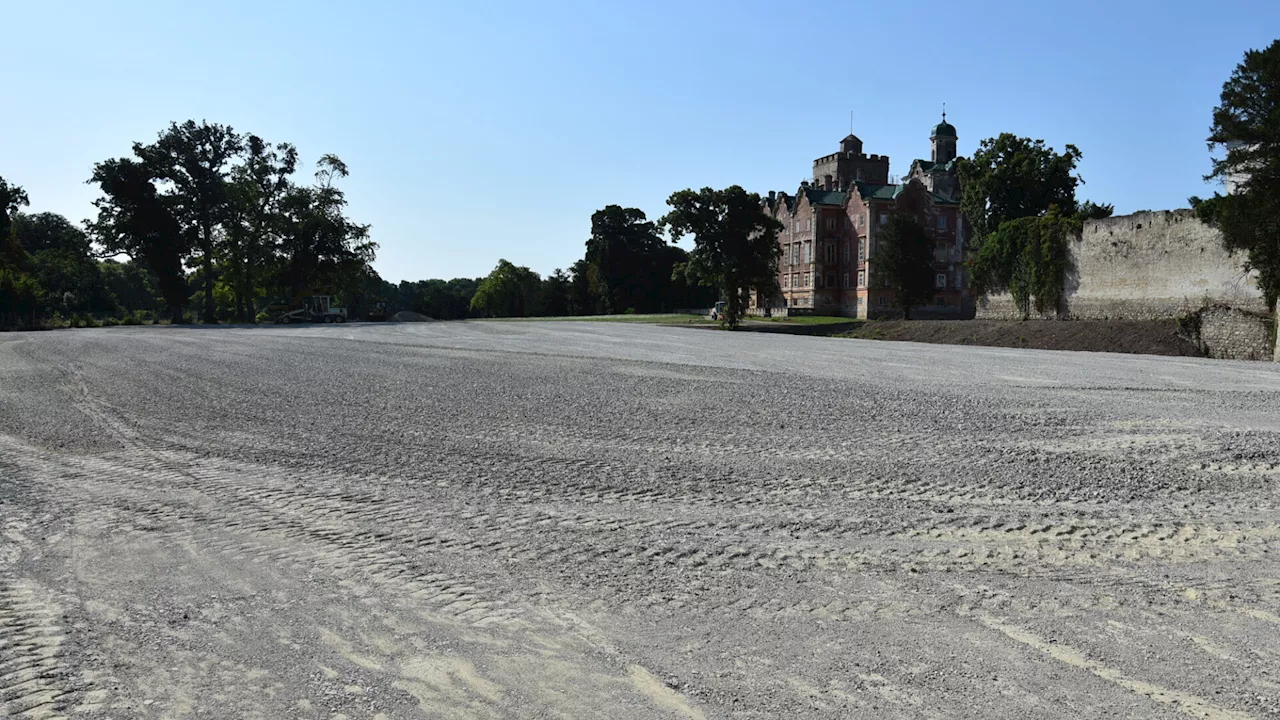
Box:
2;321;1279;719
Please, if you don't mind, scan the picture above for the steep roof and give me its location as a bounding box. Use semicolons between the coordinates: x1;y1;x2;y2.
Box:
804;188;847;206
911;158;960;173
854;183;899;202
855;181;961;207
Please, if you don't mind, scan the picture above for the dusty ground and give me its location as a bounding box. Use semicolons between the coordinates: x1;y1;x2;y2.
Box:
2;321;1279;719
833;319;1204;356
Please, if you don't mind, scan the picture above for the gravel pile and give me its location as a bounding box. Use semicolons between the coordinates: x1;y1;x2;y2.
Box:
390;310;435;322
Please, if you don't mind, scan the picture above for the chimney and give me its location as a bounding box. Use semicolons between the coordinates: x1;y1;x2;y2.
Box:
824;174;833;191
768;190;776;203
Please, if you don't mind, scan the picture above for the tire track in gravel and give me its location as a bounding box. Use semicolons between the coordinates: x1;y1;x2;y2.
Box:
0;579;72;720
7;432;1277;636
3;450;536;633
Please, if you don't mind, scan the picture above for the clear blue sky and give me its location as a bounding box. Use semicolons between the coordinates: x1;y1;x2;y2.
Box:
3;0;1277;282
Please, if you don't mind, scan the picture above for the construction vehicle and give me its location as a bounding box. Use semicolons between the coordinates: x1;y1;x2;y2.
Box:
275;295;348;324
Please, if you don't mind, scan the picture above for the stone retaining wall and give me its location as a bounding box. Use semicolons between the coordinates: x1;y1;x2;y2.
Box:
1192;306;1274;361
976;210;1265;320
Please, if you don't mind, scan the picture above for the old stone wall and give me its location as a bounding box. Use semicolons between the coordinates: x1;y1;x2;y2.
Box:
1192;306;1274;361
976;210;1265;320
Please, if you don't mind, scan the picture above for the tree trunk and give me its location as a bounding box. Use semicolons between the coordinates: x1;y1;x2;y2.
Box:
201;223;216;324
234;281;246;324
244;237;256;323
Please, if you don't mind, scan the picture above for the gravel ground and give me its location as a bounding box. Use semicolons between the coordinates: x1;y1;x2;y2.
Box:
2;321;1279;719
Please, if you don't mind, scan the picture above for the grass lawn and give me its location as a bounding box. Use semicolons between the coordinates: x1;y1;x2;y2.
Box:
746;315;861;325
475;314;713;324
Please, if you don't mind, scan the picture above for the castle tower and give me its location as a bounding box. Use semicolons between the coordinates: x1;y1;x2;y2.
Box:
931;111;957;164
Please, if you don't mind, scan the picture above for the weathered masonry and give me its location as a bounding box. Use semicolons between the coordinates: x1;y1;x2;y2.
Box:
976;210;1265;320
977;210;1277;361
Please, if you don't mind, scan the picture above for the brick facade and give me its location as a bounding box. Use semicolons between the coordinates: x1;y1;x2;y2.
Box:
754;118;973;319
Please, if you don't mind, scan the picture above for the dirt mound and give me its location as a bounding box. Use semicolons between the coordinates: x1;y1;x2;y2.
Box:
839;319;1203;356
390;311;436;323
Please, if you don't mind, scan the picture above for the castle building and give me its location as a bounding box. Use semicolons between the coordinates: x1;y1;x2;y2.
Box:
753;114;972;319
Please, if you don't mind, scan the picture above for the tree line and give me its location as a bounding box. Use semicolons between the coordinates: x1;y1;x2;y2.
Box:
2;119;375;329
6;38;1272;331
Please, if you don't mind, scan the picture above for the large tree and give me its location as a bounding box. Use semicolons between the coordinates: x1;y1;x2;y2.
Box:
88;158;190;323
0;176;28;241
15;213;113;314
1196;39;1280;306
537;269;572;317
659;186;781;329
225;135;298;322
276;155;376;304
0;176;41;327
135;120;244;323
566;258;600;315
957;134;1083;240
586;205;669;314
469;259;541;317
871;213;934;320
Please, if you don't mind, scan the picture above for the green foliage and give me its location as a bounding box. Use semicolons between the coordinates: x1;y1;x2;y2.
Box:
538;269;572;317
0;176;39;329
958;134;1084;240
89;157;190;323
971;210;1081;318
223;134;299;322
276;155;376;304
87;119;376;325
1196;190;1280;306
659;186;781;329
1202;39;1280;307
584;205;687;314
135;120;244;323
871;213;934;319
0;266;43;328
0;176;29;243
376;277;481;320
959;133;1102;315
16;213;115;315
470;259;542;318
1076;200;1115;221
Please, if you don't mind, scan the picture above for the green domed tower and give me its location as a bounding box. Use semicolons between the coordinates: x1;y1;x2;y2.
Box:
931;111;957;164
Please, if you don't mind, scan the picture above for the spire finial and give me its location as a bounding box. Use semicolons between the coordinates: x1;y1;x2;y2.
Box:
942;102;946;122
